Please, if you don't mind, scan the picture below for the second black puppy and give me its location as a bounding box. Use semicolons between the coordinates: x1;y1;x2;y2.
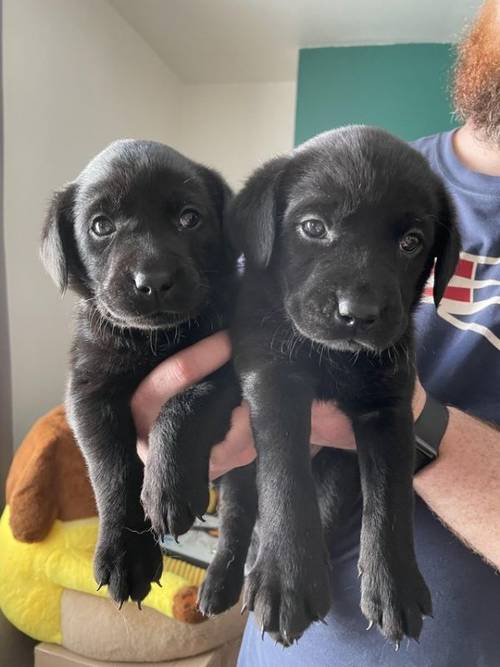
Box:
219;126;459;646
41;140;241;605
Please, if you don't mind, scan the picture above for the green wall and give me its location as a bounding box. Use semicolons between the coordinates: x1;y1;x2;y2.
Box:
295;44;457;146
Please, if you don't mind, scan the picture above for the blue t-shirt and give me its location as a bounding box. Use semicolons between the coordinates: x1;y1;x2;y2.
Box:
414;131;500;420
238;130;500;667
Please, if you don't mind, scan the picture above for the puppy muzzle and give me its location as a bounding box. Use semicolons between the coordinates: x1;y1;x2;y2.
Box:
286;292;406;352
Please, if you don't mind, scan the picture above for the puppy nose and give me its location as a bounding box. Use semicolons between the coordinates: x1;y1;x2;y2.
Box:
336;297;380;329
133;271;173;296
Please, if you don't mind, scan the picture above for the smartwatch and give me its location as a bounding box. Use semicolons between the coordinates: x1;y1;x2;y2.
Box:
414;393;449;473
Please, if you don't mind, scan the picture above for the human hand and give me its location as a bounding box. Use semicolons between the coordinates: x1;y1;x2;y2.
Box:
209;377;426;479
131;329;355;478
132;331;427;480
132;331;232;465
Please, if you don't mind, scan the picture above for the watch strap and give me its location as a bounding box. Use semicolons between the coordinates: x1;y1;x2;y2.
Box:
414;393;449;473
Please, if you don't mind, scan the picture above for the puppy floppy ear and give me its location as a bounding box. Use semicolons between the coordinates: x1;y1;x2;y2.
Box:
40;183;78;293
227;156;289;267
197;166;233;220
432;182;461;307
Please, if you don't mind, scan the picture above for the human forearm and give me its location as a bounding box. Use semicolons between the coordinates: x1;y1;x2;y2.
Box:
414;407;500;569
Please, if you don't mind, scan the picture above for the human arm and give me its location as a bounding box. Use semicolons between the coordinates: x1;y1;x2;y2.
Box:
414;408;500;569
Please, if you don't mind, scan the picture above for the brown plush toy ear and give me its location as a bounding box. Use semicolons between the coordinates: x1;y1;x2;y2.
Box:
6;406;97;542
6;410;59;542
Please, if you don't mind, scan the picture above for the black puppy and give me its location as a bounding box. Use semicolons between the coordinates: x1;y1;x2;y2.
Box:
203;126;460;646
41;140;243;605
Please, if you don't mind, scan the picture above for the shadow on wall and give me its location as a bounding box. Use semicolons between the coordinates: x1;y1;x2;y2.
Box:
1;0;14;501
295;44;457;145
0;11;32;666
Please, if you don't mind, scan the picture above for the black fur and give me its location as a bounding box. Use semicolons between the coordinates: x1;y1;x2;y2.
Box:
41;140;241;605
200;126;460;647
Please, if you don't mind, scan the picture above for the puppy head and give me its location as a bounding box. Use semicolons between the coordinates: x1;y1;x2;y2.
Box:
41;140;232;330
230;126;460;352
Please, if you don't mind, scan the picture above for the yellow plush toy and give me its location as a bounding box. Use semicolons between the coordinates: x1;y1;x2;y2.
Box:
0;406;209;644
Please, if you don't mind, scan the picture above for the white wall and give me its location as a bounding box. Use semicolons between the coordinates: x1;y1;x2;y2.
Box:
3;0;181;445
3;0;296;445
178;82;296;191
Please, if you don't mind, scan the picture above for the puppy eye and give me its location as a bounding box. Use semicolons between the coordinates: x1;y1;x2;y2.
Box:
91;215;115;237
179;208;201;229
399;232;423;255
301;219;327;239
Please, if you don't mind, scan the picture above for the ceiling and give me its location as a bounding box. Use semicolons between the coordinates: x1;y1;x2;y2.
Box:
109;0;482;84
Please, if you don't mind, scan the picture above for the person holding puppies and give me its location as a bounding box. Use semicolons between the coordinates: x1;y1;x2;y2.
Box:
134;1;500;663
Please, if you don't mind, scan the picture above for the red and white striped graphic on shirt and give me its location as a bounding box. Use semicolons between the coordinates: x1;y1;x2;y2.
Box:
422;251;500;350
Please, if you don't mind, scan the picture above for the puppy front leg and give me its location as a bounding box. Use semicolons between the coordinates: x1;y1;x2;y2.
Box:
68;391;162;606
242;368;330;645
198;463;258;616
141;368;240;538
351;405;432;646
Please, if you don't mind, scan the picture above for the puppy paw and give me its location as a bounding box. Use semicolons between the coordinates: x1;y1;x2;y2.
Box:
197;552;245;616
94;529;162;605
141;463;209;538
243;548;331;646
360;559;432;647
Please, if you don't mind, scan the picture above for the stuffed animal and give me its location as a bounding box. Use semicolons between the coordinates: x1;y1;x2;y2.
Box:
0;406;208;644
